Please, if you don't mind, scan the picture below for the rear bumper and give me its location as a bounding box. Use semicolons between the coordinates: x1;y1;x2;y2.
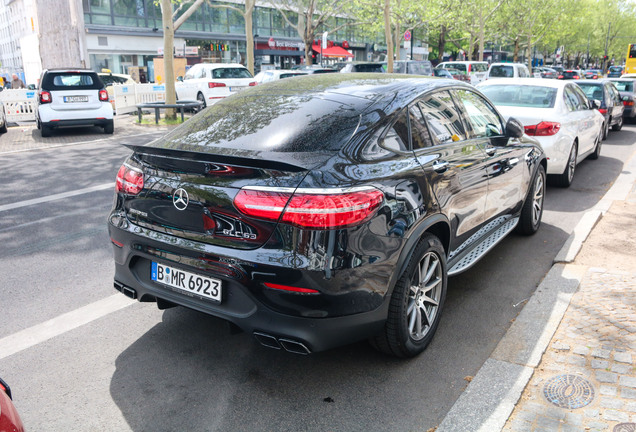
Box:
108;212;398;353
42;118;112;128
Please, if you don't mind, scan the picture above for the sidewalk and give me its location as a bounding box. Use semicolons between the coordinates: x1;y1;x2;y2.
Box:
438;153;636;432
0;114;172;154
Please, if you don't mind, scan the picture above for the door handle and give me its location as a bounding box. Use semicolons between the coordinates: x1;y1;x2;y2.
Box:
432;160;450;173
484;146;497;156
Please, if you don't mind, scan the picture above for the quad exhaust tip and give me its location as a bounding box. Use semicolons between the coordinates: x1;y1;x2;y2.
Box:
114;282;137;300
253;332;311;355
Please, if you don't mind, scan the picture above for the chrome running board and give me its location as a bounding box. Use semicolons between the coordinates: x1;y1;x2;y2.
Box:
448;217;519;276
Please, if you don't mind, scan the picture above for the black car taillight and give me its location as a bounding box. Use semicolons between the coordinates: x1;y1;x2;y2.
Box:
99;89;109;101
116;163;144;195
39;90;52;103
234;186;384;229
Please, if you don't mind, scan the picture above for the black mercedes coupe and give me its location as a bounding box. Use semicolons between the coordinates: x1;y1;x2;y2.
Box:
109;74;546;357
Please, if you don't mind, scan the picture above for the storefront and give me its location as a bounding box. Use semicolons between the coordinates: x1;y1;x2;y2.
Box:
255;37;305;71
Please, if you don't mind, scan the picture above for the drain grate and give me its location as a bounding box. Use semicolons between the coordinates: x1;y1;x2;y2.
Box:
543;374;595;409
614;424;636;432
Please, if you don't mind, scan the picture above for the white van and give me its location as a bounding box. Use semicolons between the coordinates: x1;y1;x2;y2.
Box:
486;63;531;79
436;61;488;85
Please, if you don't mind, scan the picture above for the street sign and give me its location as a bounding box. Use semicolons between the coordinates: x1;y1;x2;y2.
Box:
404;30;411;41
322;32;328;49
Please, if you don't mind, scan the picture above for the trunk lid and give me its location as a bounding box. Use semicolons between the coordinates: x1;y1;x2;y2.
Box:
122;146;314;250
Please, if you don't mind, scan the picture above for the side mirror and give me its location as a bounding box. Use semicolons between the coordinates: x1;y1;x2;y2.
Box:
505;117;525;138
590;99;600;109
177;76;184;82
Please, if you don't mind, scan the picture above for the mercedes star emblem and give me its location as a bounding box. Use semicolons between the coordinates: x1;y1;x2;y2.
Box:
173;188;189;211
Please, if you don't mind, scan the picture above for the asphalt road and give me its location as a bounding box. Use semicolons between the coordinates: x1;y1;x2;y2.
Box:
1;121;635;432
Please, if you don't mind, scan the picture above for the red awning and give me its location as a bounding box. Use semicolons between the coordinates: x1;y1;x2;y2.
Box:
311;44;354;58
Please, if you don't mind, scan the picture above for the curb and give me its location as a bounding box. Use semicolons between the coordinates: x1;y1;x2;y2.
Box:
436;151;636;432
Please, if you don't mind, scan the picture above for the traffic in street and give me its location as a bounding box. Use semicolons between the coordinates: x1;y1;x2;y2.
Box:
0;118;634;431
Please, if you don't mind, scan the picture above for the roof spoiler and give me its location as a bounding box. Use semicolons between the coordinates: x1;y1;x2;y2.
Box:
124;144;308;172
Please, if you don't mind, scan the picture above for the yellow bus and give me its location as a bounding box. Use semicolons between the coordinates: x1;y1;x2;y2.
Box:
625;44;636;74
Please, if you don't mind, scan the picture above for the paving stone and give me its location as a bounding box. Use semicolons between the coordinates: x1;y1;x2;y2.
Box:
597;370;619;383
573;345;591;356
621;376;636;388
623;388;636;399
592;359;609;369
612;363;632;374
603;409;630;422
567;355;587;366
600;398;624;409
588;421;609;431
552;341;570;351
600;385;617;396
536;416;561;429
507;418;532;432
585;408;600;419
564;411;583;425
625;401;636;412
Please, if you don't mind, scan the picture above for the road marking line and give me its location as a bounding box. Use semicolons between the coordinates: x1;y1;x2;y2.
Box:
0;294;134;360
0;183;114;213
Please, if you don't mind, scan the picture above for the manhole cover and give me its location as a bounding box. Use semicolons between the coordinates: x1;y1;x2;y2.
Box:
543;374;595;409
614;424;636;432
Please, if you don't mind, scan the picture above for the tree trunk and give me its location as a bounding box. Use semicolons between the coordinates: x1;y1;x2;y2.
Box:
161;0;176;120
513;36;520;63
478;10;485;61
302;13;313;66
467;33;474;61
384;0;393;72
526;35;532;74
393;21;401;62
245;0;255;75
437;25;447;62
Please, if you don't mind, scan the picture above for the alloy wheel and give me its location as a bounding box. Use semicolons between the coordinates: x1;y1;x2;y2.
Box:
532;171;545;226
567;146;576;183
407;252;443;341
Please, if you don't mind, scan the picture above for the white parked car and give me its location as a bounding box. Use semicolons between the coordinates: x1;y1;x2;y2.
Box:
175;63;256;108
253;69;307;84
486;63;530;79
35;68;114;137
478;78;604;187
436;61;488;85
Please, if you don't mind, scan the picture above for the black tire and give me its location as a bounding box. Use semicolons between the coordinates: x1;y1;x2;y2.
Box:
602;120;609;140
103;120;114;134
41;125;52;137
588;130;602;160
197;92;206;111
517;165;545;235
370;234;447;358
554;143;577;188
0;121;7;134
612;115;623;131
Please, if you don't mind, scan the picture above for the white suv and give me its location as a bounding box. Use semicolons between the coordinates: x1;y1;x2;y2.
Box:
175;63;256;108
35;69;113;137
486;63;531;79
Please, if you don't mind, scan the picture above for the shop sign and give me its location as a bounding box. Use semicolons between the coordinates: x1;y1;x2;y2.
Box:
211;43;230;51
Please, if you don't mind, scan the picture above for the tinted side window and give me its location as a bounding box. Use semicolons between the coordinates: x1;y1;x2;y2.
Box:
380;109;410;152
454;89;504;138
409;104;434;149
416;90;466;145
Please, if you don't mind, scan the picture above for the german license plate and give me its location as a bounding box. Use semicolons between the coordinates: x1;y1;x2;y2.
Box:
64;96;89;103
151;262;221;302
229;86;244;92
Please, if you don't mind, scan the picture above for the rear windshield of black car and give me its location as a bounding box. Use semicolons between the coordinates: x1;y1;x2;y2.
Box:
353;64;384;73
563;71;581;78
42;72;103;90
